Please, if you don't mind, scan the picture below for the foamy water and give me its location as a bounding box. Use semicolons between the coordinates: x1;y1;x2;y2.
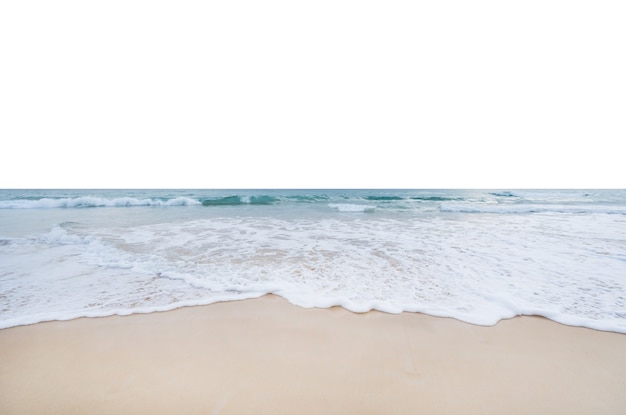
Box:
1;189;625;332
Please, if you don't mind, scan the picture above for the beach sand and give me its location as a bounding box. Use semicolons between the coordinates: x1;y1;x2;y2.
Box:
1;294;625;414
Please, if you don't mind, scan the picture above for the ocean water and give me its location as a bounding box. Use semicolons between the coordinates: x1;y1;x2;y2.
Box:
1;189;625;333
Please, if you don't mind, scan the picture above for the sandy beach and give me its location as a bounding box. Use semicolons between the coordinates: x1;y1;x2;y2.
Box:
1;294;625;414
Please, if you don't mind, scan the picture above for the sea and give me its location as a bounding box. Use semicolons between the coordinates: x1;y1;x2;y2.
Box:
1;189;625;333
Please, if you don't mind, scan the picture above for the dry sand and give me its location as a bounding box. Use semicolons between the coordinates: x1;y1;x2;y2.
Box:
1;294;625;414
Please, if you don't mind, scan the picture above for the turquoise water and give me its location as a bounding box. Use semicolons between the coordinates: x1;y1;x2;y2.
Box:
1;189;625;332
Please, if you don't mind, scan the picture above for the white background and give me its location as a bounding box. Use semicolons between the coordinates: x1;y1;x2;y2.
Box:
1;1;624;188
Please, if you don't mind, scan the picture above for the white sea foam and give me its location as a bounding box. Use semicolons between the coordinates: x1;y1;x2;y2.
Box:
2;209;625;332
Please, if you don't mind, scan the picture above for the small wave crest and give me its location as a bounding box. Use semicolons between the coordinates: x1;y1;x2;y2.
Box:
38;226;94;245
328;203;376;212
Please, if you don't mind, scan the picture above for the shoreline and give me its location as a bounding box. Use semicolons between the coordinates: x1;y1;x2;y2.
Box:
1;294;625;414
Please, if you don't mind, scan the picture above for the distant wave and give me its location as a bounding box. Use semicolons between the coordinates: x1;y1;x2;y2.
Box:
201;195;278;206
0;195;304;209
0;196;201;209
365;196;404;201
440;203;626;215
410;196;462;201
489;191;518;197
2;191;623;214
365;195;462;202
284;195;330;202
0;193;461;209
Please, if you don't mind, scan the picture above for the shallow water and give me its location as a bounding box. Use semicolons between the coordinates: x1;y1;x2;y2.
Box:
1;189;625;332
